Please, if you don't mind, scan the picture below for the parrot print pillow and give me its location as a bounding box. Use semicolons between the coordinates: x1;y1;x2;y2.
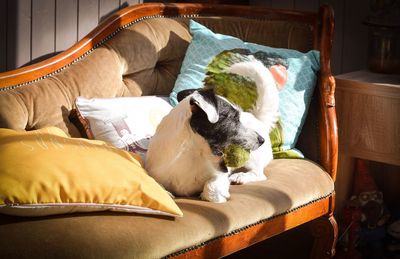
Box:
170;20;320;158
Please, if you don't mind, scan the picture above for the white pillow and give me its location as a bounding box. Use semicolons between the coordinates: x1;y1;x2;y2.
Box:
75;96;172;160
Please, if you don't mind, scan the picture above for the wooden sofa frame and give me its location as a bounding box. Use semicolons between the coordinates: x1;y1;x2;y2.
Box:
0;3;338;258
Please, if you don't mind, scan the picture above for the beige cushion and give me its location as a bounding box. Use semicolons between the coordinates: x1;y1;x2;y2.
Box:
0;159;333;258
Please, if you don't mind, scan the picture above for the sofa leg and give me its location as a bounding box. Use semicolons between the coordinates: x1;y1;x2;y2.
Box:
310;215;338;259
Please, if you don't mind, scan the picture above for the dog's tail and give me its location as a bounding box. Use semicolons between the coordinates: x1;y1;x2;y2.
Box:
227;59;280;129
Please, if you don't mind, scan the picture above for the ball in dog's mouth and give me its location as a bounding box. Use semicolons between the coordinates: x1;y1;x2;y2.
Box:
223;144;250;168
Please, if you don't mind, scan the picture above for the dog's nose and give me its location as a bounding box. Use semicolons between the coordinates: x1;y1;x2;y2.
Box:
257;135;265;145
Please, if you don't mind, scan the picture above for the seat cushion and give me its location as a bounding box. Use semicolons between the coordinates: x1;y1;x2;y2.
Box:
0;159;334;259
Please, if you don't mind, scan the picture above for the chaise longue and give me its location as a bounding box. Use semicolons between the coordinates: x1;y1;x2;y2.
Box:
0;3;338;258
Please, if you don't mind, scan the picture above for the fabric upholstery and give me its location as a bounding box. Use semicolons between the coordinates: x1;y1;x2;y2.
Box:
0;159;333;258
0;14;326;258
170;20;320;156
75;96;172;160
0;17;314;138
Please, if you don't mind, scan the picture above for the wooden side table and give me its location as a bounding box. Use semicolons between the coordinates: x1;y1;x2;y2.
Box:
334;70;400;214
336;70;400;166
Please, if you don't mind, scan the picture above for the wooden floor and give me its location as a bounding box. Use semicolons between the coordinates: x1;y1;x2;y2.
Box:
225;223;313;258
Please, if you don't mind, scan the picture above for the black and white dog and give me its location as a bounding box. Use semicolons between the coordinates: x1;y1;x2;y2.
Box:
145;58;285;202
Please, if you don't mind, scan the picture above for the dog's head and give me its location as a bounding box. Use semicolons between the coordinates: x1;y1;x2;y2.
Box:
178;89;265;156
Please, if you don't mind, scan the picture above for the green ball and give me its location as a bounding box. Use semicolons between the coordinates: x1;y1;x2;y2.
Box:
223;144;250;168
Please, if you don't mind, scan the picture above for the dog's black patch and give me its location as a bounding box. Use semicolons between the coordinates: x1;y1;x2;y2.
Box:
189;90;263;156
177;88;198;102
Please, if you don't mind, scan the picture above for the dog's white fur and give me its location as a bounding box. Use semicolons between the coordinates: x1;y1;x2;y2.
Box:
145;95;231;202
146;58;280;202
227;57;280;185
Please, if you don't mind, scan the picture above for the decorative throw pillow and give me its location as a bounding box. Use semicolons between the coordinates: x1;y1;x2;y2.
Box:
0;127;183;217
170;20;320;157
75;96;172;160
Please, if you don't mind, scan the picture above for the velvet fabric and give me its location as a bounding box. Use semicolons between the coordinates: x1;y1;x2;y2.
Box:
0;17;313;136
0;159;333;258
0;15;327;258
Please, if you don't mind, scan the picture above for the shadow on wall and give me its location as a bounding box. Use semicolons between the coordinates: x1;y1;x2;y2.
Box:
5;1;65;71
100;2;129;23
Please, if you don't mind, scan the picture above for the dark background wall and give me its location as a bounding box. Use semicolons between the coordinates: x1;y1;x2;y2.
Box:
0;0;370;75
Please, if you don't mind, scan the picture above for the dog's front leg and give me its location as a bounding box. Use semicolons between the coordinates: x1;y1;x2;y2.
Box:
200;174;231;203
229;145;270;184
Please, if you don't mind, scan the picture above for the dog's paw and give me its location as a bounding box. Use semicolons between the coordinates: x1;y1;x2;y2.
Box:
200;175;231;203
229;172;266;184
229;172;251;184
200;191;229;203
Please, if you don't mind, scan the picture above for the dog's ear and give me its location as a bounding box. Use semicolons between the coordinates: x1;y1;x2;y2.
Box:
189;91;219;123
177;88;199;102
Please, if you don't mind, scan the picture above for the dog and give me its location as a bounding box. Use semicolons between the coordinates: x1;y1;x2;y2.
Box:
145;57;285;202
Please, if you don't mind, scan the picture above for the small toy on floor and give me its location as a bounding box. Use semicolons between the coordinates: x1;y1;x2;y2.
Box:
340;159;391;259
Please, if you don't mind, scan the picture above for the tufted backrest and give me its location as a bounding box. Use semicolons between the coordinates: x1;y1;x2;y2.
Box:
0;3;336;170
0;17;313;135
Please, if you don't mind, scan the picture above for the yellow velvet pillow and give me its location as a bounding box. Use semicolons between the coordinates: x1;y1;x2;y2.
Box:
0;127;182;217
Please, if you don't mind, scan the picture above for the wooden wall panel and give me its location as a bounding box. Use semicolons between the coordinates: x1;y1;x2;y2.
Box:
78;0;99;40
123;0;142;5
321;0;345;75
270;0;294;9
341;0;369;73
248;1;297;12
0;0;370;75
6;0;31;70
248;0;272;6
295;0;319;11
0;0;7;72
250;1;318;13
31;0;55;62
99;0;120;22
56;0;78;52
